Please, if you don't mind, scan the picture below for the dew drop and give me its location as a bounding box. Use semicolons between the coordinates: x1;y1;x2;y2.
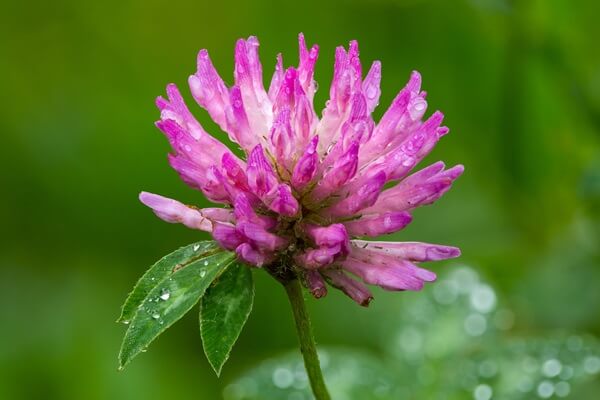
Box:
473;384;492;400
559;365;573;380
401;156;415;167
566;335;583;352
452;267;479;293
122;320;130;325
583;356;600;374
366;85;378;99
159;289;171;301
151;312;160;320
493;309;515;330
203;260;209;266
478;360;498;378
287;392;304;400
433;280;458;304
200;270;207;278
272;367;294;389
193;244;200;251
464;313;487;336
537;381;554;398
522;356;538;373
554;381;570;397
398;327;422;353
470;284;497;313
518;376;534;393
542;359;562;377
414;100;427;111
383;215;393;228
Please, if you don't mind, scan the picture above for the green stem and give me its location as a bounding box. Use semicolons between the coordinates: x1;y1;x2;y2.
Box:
284;278;331;400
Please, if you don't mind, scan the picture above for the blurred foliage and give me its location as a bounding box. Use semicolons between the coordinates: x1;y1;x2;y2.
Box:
231;267;600;399
0;0;599;398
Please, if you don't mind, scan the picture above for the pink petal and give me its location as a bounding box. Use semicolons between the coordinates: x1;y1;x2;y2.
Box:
304;270;327;299
139;192;212;231
322;269;373;306
291;135;319;191
351;241;461;262
344;212;412;237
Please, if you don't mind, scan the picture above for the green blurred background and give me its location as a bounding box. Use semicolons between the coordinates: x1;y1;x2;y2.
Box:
1;0;599;398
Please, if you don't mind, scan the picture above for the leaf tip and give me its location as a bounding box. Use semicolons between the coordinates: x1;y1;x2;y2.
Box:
209;361;224;377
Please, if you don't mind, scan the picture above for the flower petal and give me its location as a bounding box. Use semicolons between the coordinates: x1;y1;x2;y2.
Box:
322;269;373;306
303;270;328;299
139;192;212;231
352;241;461;262
343;212;412;237
291;135;319;191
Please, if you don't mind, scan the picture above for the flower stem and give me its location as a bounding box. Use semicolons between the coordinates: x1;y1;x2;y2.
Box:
284;278;331;400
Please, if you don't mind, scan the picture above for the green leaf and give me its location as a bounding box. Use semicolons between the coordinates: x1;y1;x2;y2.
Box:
118;250;235;369
200;262;254;376
118;241;220;323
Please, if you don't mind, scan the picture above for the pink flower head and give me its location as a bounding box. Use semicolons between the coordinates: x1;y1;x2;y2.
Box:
141;34;463;306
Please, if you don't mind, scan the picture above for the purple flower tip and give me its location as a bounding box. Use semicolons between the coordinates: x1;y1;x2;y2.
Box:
141;35;463;306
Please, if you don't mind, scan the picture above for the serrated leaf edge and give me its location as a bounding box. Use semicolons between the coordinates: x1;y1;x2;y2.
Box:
118;253;236;370
117;241;221;323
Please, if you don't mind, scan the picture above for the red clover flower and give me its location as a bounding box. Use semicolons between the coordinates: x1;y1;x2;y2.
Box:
141;34;463;306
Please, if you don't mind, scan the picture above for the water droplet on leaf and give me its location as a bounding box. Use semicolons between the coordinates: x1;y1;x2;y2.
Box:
159;289;170;301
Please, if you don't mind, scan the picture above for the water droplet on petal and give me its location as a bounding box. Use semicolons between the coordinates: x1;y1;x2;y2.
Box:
402;156;415;167
478;360;498;378
366;85;377;99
